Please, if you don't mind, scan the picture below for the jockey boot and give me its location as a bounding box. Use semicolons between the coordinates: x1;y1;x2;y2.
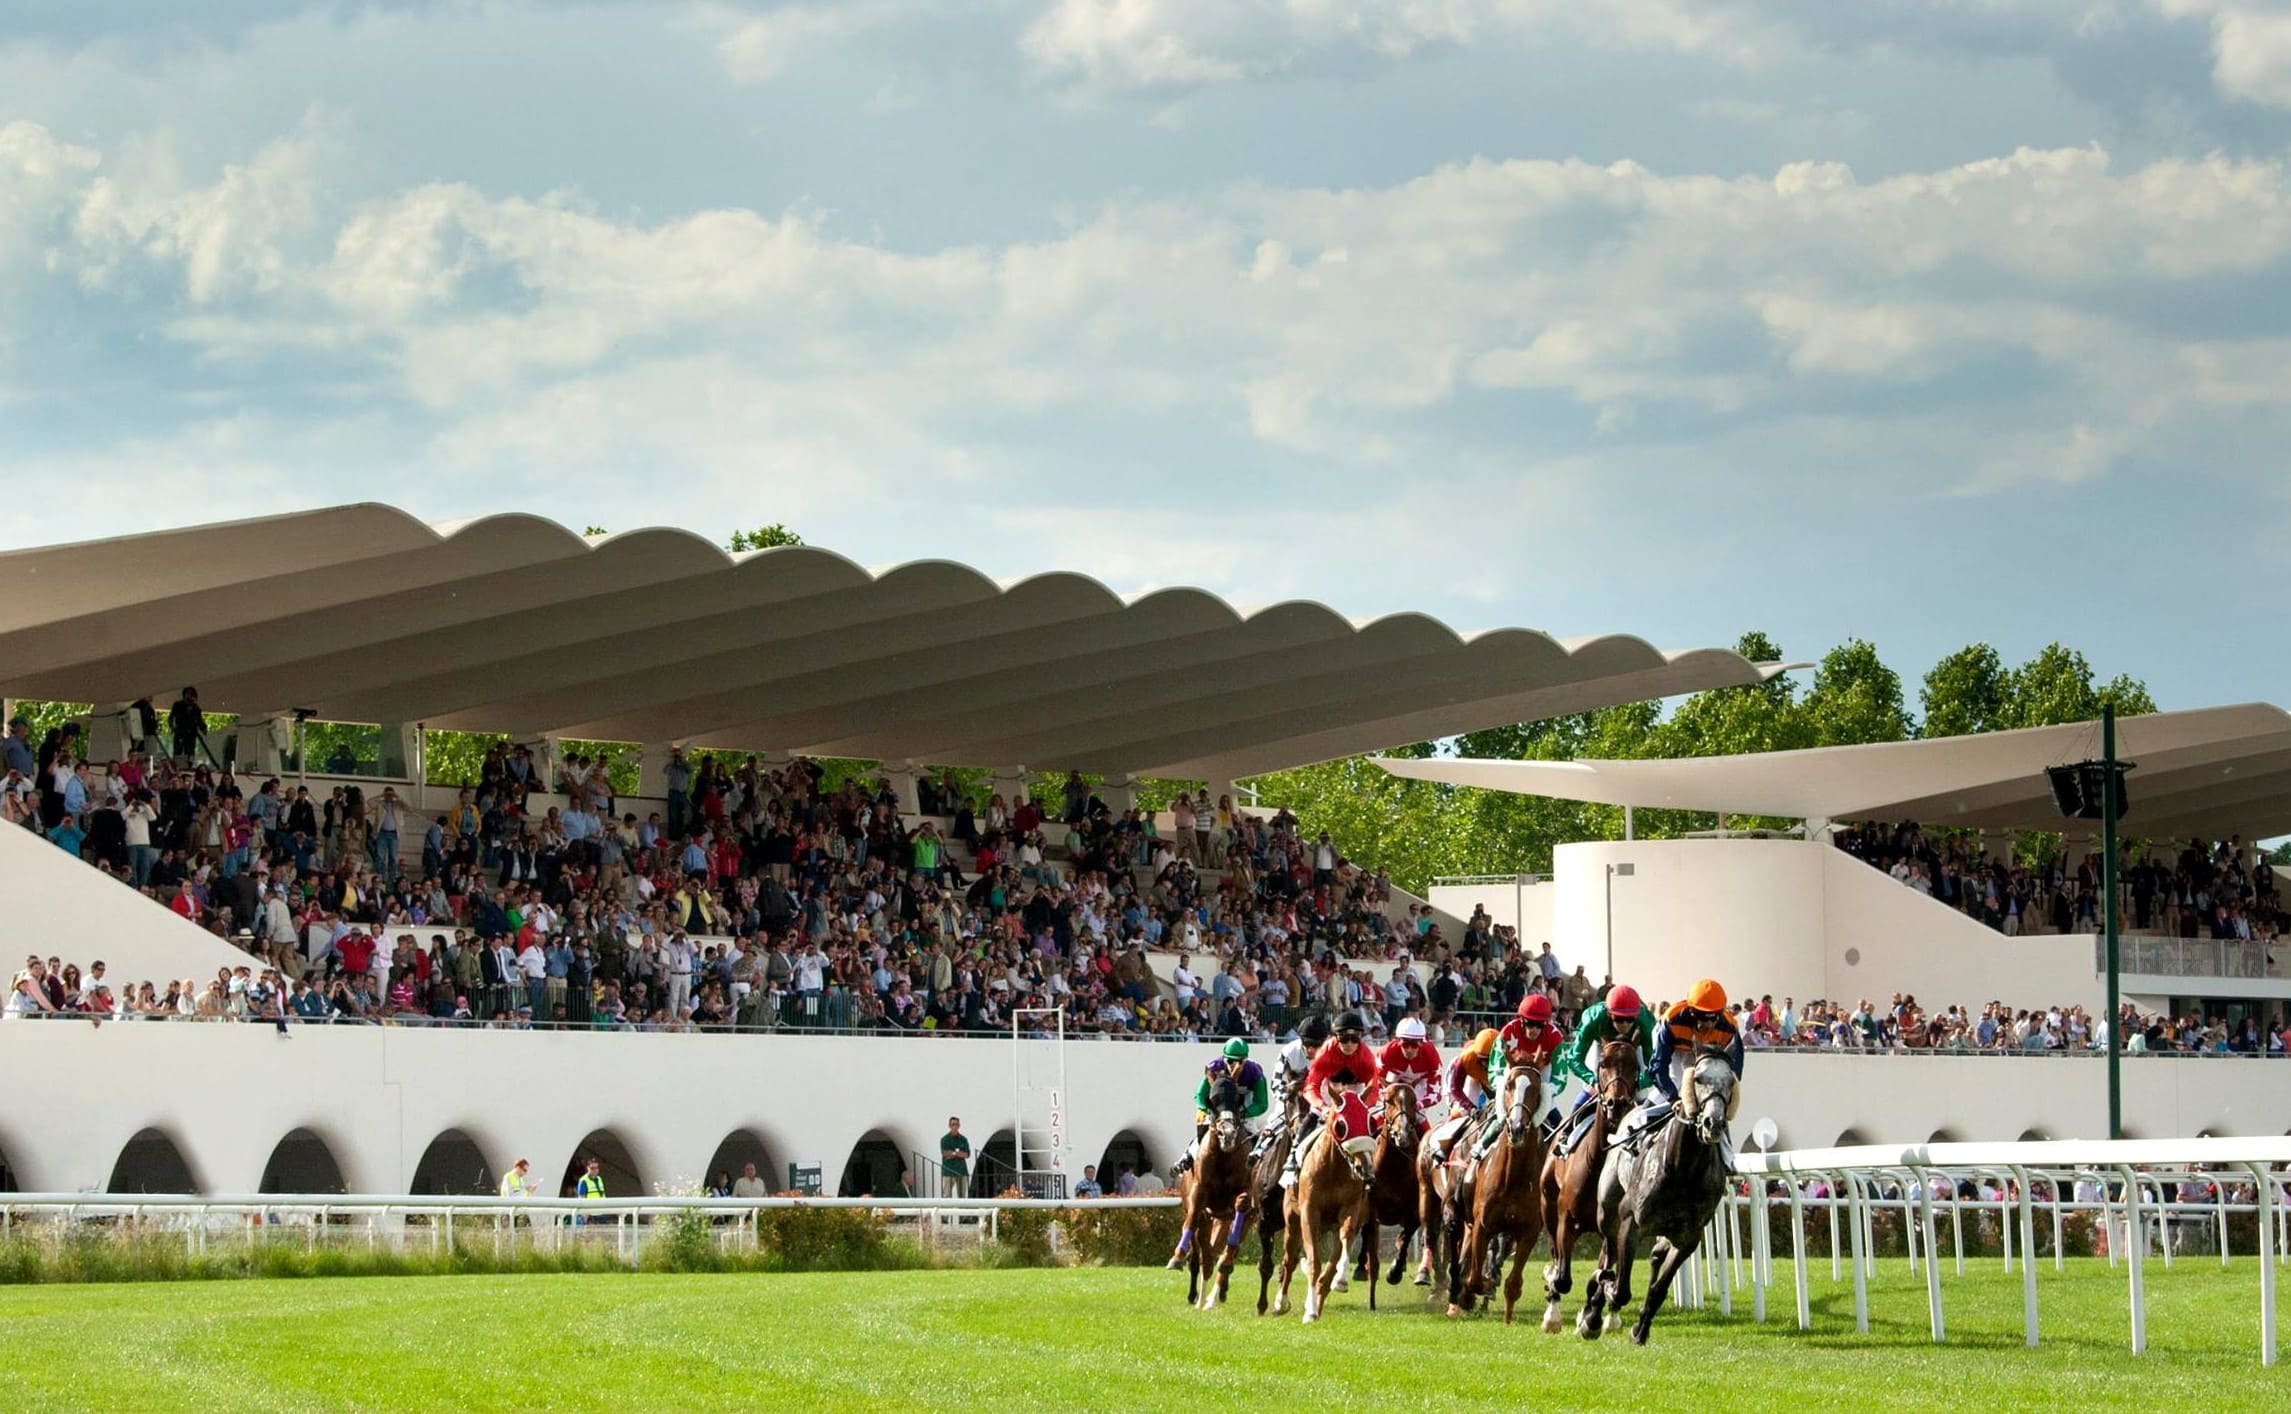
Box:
1169;1153;1194;1181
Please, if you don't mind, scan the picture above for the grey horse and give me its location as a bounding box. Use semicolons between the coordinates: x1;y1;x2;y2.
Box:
1581;1049;1737;1345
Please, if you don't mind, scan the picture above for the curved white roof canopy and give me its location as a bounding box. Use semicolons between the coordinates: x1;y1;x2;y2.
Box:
1376;703;2291;840
0;504;1779;780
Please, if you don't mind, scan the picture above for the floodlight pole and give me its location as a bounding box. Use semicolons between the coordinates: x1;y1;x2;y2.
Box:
2102;703;2121;1142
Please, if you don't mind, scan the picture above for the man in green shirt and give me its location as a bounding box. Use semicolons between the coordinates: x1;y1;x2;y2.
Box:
939;1116;972;1196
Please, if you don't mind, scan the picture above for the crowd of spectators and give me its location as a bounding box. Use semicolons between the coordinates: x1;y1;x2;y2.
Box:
1834;820;2285;944
5;706;1557;1040
1730;990;2291;1057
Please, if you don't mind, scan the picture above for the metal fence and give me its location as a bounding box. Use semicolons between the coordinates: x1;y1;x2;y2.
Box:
0;1192;1177;1262
1719;1136;2291;1363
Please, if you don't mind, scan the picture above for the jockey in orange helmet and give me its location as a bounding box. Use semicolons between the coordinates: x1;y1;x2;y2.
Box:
1652;977;1744;1102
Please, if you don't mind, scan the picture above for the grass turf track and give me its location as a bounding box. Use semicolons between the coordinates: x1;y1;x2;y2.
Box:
0;1259;2285;1411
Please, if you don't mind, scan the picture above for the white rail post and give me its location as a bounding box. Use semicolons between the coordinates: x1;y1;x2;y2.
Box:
1950;1184;1965;1276
2220;1182;2232;1268
1846;1174;1870;1335
1752;1186;1769;1324
1826;1180;1842;1282
1716;1204;1734;1316
1917;1170;1946;1343
2248;1162;2277;1367
2121;1166;2147;1356
2153;1179;2172;1271
2052;1184;2066;1272
1788;1182;1810;1330
1999;1182;2013;1275
2012;1166;2039;1349
1728;1186;1747;1292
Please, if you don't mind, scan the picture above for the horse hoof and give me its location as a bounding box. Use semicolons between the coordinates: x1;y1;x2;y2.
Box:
1502;1309;1515;1326
1445;1305;1462;1319
1629;1324;1650;1347
1412;1272;1431;1288
1541;1306;1564;1334
1165;1257;1185;1270
1332;1277;1349;1293
1604;1311;1623;1333
1271;1298;1288;1315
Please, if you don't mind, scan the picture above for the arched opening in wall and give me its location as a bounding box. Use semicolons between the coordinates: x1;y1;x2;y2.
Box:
1094;1131;1155;1193
705;1130;782;1195
561;1130;644;1198
1834;1127;1870;1148
260;1128;349;1194
971;1129;1018;1197
839;1130;908;1198
2017;1128;2051;1143
1927;1128;1962;1145
409;1128;496;1196
0;1137;17;1193
106;1128;200;1194
2198;1126;2231;1138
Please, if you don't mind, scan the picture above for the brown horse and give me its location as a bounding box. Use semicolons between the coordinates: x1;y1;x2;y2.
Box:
1275;1090;1377;1323
1538;1036;1641;1335
1446;1064;1547;1322
1253;1088;1306;1316
1358;1081;1424;1288
1176;1101;1255;1309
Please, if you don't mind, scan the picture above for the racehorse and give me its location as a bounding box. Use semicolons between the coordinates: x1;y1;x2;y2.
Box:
1584;1049;1736;1345
1253;1087;1306;1316
1446;1063;1547;1322
1356;1081;1424;1288
1274;1086;1377;1323
1176;1080;1256;1309
1539;1037;1641;1335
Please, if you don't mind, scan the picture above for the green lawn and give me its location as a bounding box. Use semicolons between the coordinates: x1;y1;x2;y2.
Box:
0;1258;2284;1410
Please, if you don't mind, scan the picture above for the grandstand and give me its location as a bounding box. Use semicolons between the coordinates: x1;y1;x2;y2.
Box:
0;504;2283;1206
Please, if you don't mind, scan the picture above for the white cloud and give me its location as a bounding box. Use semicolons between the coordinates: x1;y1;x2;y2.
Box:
1019;0;1777;92
696;1;902;82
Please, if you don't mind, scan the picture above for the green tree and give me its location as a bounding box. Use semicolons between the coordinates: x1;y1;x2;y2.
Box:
727;524;803;552
1800;638;1911;746
582;525;610;537
1919;643;2009;738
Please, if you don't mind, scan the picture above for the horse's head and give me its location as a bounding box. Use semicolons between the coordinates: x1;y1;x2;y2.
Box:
1210;1107;1244;1155
1595;1037;1641;1121
1379;1081;1418;1150
1500;1065;1542;1147
1682;1048;1737;1147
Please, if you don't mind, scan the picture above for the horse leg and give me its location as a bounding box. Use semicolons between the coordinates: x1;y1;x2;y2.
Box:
1218;1194;1250;1308
1542;1206;1576;1334
1608;1223;1647;1335
1450;1212;1485;1317
1580;1216;1624;1341
1302;1212;1330;1323
1363;1212;1378;1312
1256;1190;1279;1316
1631;1237;1693;1347
1502;1222;1531;1326
1196;1215;1224;1310
1274;1207;1302;1317
1333;1222;1354;1293
1387;1215;1413;1286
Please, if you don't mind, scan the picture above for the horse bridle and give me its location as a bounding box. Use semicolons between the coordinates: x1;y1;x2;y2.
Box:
1502;1066;1538;1146
1381;1083;1418;1152
1597;1042;1639;1129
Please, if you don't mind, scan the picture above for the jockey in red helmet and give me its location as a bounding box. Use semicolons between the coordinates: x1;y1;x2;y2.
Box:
1551;983;1658;1156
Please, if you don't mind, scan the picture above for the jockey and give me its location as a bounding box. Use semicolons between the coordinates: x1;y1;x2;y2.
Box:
1651;978;1744;1103
1426;1026;1499;1164
1273;1013;1334;1116
1281;1011;1382;1187
1472;992;1561;1160
1550;984;1657;1156
1375;1017;1442;1124
1169;1038;1271;1180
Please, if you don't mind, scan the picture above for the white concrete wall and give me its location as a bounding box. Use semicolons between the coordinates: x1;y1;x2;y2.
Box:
1427;879;1554;949
1553;837;2101;1012
1;817;255;981
0;1023;2283;1194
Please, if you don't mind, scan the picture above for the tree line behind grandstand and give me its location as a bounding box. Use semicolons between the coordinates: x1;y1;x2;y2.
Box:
4;632;2188;895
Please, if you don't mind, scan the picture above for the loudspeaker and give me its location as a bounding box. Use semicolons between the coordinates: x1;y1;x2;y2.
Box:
2047;765;2087;818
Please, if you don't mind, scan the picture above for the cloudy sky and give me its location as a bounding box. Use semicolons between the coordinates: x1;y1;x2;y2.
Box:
0;1;2282;709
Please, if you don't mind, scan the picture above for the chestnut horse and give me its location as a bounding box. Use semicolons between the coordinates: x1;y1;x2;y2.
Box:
1538;1036;1641;1335
1446;1063;1547;1322
1176;1092;1255;1309
1274;1089;1377;1323
1357;1081;1424;1288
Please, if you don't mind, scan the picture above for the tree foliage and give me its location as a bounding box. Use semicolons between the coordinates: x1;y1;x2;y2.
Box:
727;524;803;552
1245;636;2158;893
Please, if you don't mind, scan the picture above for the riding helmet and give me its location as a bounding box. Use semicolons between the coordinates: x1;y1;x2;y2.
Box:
1335;1010;1368;1038
1515;992;1554;1024
1395;1016;1428;1041
1605;984;1642;1020
1222;1037;1250;1061
1299;1013;1332;1047
1683;978;1728;1014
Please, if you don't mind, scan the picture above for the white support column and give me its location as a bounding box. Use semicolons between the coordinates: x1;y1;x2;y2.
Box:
883;761;922;817
232;715;290;776
991;765;1029;807
1101;775;1138;814
519;737;562;793
639;742;673;797
84;704;138;764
